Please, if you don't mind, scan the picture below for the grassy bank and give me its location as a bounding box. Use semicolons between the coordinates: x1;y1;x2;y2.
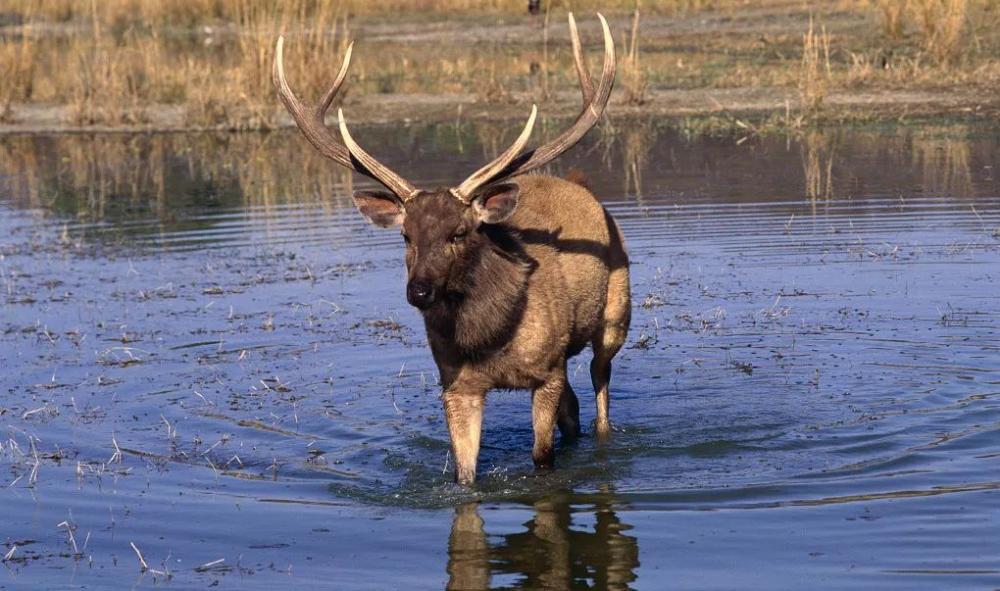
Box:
0;0;999;131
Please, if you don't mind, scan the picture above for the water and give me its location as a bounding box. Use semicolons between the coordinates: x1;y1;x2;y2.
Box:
1;123;998;589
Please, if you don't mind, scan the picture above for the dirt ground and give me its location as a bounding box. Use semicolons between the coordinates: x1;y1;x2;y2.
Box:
6;86;995;135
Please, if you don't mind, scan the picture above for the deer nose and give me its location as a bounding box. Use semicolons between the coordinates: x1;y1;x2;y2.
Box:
406;279;436;310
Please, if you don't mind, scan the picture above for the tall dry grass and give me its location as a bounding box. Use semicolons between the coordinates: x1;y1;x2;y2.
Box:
0;0;349;128
916;0;968;63
66;11;179;125
798;19;831;116
0;21;35;121
873;0;908;40
871;0;971;64
186;0;349;128
621;6;648;105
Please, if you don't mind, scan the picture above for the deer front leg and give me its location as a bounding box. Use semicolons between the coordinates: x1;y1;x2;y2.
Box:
443;388;486;485
532;372;566;470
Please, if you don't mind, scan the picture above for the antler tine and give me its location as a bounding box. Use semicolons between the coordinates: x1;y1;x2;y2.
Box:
492;14;616;182
338;109;421;201
273;36;356;171
568;13;595;104
451;105;538;203
320;40;354;113
275;37;421;199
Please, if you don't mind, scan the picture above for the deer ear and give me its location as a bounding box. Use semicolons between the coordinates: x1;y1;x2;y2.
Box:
472;183;519;225
353;190;404;228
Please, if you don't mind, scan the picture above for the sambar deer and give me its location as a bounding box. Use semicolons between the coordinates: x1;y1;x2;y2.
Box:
274;14;630;484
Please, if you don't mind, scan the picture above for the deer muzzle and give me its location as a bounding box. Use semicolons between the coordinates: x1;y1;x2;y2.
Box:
406;278;437;310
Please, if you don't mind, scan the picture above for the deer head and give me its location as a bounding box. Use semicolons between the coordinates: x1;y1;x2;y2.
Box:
273;14;615;310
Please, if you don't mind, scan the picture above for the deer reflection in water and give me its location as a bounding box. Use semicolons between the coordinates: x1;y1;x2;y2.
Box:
447;492;639;590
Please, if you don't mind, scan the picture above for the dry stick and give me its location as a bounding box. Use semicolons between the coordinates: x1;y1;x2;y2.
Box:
57;520;80;556
27;439;40;487
196;558;225;572
130;542;148;571
2;545;16;562
160;415;175;440
109;434;122;464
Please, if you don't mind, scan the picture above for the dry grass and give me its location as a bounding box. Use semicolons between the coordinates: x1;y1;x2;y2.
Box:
798;19;831;116
0;0;348;128
870;0;972;64
873;0;908;40
0;21;34;121
916;0;969;63
621;6;648;106
1;0;998;129
66;19;172;125
187;0;349;128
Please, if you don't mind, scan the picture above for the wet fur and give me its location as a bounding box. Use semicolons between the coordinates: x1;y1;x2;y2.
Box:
362;173;631;484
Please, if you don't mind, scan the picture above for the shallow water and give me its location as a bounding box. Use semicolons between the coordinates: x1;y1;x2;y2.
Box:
1;123;998;589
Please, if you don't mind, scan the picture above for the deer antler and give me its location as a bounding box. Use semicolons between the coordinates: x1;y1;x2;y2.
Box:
450;13;616;201
276;14;614;205
273;36;419;199
338;109;421;201
450;105;538;203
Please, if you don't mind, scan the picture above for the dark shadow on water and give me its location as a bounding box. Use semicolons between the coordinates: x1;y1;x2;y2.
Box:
447;490;638;590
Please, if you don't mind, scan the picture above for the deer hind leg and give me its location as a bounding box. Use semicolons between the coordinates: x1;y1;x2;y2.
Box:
556;381;581;438
532;369;567;470
592;254;631;440
443;388;486;485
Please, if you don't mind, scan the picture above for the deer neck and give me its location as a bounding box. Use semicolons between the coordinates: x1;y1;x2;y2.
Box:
422;227;532;355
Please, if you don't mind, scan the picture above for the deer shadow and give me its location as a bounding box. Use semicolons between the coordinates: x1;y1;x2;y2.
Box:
513;208;629;273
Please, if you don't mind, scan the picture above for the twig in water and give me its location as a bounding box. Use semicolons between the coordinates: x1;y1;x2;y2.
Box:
195;558;225;572
160;415;176;440
27;439;40;487
57;519;80;557
389;386;403;415
193;390;212;406
109;435;122;464
22;405;49;419
130;542;148;571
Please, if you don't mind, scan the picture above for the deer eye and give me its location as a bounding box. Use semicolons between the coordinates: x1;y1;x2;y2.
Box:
451;232;466;244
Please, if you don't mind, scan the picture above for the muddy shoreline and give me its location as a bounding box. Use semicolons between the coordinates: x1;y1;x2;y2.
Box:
3;86;999;136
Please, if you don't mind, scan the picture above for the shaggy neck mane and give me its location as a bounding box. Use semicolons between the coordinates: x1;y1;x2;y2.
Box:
422;225;532;355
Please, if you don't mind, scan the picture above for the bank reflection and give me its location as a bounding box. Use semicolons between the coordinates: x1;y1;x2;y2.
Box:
447;492;639;590
2;124;996;248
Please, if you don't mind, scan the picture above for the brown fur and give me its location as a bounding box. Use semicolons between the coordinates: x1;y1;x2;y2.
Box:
565;169;590;189
355;174;630;484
